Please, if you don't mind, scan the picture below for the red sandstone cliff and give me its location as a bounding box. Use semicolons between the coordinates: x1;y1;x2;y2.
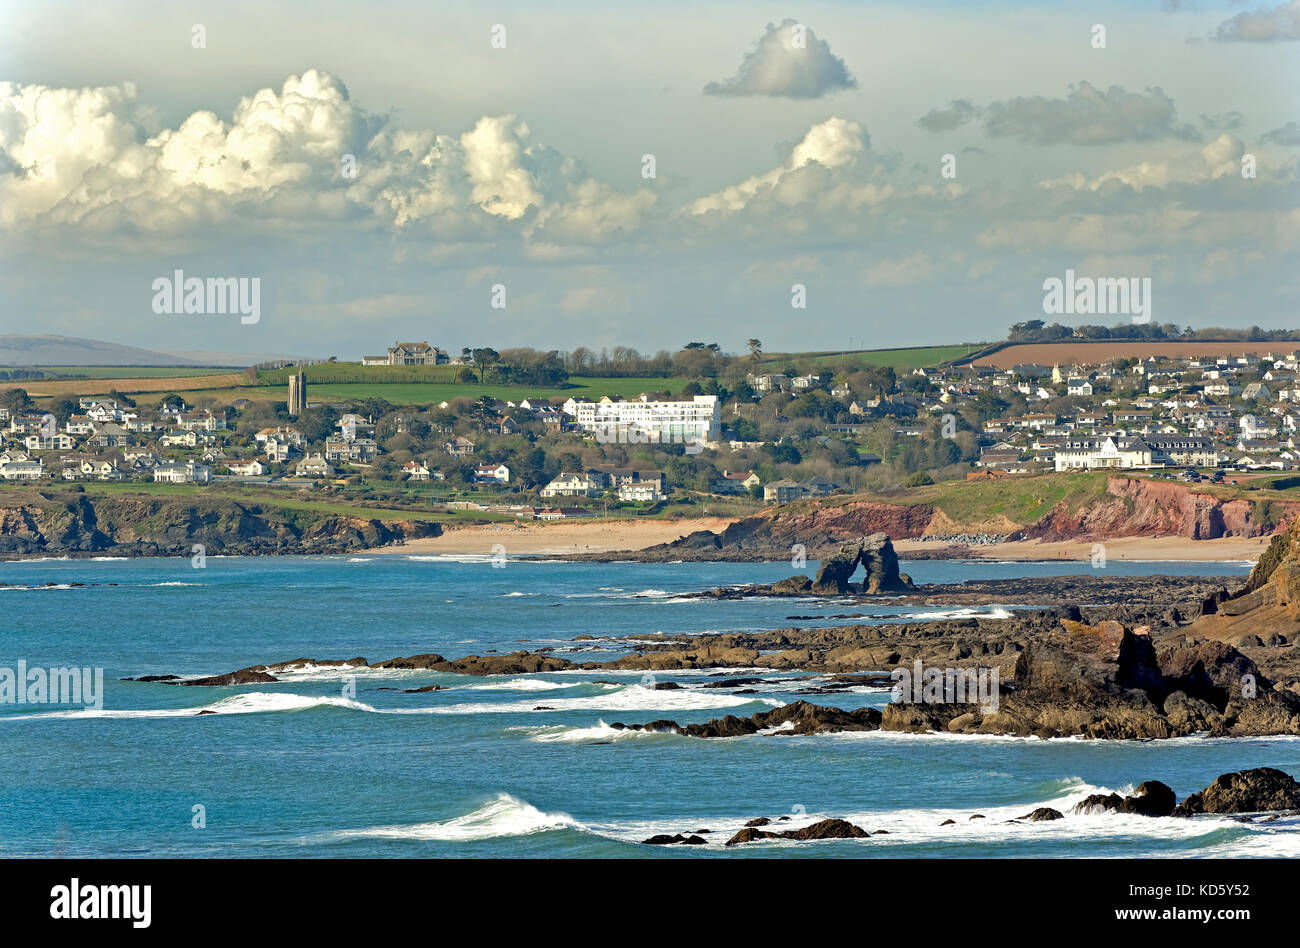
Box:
1028;477;1298;541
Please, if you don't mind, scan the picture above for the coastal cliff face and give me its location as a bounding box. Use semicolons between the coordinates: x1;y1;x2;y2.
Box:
1028;477;1295;541
629;476;1298;561
0;490;439;557
1190;516;1300;650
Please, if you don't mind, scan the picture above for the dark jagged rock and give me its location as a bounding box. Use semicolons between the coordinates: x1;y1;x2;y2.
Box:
376;652;571;675
640;833;709;846
610;700;882;738
182;667;279;687
810;534;915;595
1173;767;1300;816
1072;781;1177;817
1020;807;1064;822
1161;641;1260;708
725;818;869;846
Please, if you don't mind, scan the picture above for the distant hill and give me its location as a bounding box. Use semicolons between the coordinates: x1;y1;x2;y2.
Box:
0;334;298;367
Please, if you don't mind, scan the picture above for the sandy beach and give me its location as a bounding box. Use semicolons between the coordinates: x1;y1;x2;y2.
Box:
376;516;1271;562
373;517;736;556
894;535;1271;563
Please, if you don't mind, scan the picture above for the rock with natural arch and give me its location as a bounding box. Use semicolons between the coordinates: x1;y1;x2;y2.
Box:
811;533;915;595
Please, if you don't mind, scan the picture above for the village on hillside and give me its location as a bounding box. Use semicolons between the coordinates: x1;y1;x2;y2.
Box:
2;331;1299;519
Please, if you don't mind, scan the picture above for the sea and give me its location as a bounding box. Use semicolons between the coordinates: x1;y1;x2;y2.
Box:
2;553;1295;858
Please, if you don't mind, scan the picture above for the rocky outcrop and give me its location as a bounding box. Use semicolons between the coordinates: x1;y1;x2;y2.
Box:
0;489;440;557
1072;781;1177;817
182;667;279;687
586;499;937;562
809;534;914;594
609;700;883;738
376;652;573;675
1020;808;1064;822
641;833;708;845
1188;517;1300;655
697;533;916;598
1173;768;1300;816
725;818;871;846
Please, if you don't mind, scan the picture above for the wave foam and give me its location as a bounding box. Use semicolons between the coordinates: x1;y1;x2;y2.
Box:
330;794;577;842
423;684;782;715
2;691;377;720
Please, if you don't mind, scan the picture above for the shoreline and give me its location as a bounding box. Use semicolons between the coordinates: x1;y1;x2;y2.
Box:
0;525;1271;563
381;521;1268;563
894;535;1269;563
368;516;738;557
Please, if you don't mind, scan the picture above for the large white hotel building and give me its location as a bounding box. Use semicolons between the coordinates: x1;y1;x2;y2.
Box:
562;394;721;445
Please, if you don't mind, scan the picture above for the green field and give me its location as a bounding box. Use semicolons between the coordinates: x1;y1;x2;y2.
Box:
170;375;687;406
760;344;985;373
258;363;462;385
19;366;238;379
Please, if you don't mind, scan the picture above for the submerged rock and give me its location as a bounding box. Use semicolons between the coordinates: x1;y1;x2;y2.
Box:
725;818;870;846
641;833;708;846
182;667;278;687
1019;807;1064;822
610;700;882;738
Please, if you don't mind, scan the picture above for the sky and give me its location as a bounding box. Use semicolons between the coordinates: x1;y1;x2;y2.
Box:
1;0;1298;360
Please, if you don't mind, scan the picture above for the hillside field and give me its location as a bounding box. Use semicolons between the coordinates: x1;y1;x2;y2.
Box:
967;341;1297;369
760;344;983;373
164;376;688;406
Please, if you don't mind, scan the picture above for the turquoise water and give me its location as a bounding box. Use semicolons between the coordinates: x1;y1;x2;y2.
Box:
2;553;1294;858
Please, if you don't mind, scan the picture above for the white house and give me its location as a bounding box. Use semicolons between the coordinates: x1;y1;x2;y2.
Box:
540;472;604;498
153;460;212;484
24;434;75;451
474;463;510;484
618;481;664;503
295;453;336;478
1053;437;1152;471
402;461;431;481
226;459;266;477
0;459;44;480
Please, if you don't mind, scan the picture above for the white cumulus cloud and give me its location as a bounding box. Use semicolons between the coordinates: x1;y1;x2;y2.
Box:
704;19;857;99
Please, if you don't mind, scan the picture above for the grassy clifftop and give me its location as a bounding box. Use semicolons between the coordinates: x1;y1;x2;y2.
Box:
0;486;441;557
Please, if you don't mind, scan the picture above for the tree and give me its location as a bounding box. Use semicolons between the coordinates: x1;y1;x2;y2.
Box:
469;396;497;431
0;388;32;416
468;347;499;383
49;396;79;424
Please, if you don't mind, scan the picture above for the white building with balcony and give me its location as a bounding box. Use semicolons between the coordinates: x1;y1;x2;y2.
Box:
562;395;720;446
